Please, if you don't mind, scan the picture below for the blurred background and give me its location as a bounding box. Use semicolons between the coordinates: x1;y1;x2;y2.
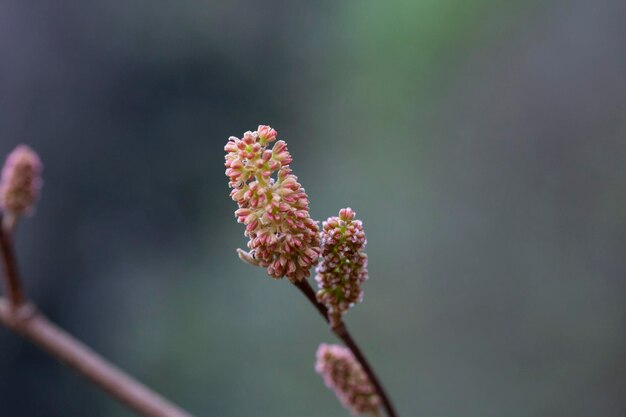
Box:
1;0;625;416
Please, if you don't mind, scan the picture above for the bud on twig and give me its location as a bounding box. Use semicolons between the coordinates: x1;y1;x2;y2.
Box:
316;343;381;416
0;145;43;220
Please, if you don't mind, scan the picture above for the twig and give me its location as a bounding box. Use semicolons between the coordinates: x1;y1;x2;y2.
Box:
292;278;329;323
292;279;399;417
0;217;24;306
0;219;196;417
0;300;194;417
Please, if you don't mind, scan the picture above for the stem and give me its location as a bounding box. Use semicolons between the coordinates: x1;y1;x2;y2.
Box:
0;300;194;417
293;279;329;323
0;216;196;417
0;216;24;306
293;280;399;417
333;323;397;417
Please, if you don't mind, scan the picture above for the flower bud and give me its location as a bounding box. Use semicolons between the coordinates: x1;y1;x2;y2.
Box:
0;145;43;217
315;343;381;416
257;125;277;143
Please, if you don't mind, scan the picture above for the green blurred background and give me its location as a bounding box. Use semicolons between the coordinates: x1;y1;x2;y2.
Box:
1;0;625;416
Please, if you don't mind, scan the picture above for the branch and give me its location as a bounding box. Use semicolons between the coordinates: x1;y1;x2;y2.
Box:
0;218;24;306
292;280;399;417
0;300;194;417
293;278;329;323
0;219;196;417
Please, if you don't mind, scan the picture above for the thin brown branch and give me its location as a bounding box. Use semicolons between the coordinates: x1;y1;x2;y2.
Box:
0;299;194;417
0;215;196;417
0;217;25;306
333;322;398;417
292;280;399;417
292;278;329;323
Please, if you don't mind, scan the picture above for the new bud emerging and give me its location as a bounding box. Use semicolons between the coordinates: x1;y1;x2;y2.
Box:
0;145;43;217
315;343;381;416
225;125;321;282
315;208;368;327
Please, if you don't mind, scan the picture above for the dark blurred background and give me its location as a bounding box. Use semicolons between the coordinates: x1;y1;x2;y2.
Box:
1;1;625;416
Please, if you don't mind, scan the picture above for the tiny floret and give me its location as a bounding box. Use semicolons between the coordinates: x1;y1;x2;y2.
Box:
315;343;381;416
0;145;43;216
256;125;277;143
315;207;368;326
224;125;320;282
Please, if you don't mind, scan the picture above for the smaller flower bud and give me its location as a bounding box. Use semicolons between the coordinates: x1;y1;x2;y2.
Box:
257;125;277;143
339;207;356;221
0;145;43;217
242;131;256;145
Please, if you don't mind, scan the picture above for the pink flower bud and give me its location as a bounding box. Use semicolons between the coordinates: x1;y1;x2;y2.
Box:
224;140;238;152
339;207;356;221
0;145;43;217
242;131;255;144
257;125;277;143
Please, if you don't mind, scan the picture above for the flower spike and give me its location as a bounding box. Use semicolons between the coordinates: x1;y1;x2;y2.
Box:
315;343;381;416
315;208;368;327
224;125;320;282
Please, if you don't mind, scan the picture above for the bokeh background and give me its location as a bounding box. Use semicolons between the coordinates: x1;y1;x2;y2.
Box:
1;0;625;416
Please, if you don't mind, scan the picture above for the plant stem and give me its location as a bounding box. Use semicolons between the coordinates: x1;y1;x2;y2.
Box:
333;322;397;417
0;300;194;417
293;278;329;323
0;219;196;417
292;279;399;417
0;218;25;307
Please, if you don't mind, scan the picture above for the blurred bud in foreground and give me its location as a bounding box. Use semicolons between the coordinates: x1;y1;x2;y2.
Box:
0;145;43;219
315;343;381;416
316;208;368;327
